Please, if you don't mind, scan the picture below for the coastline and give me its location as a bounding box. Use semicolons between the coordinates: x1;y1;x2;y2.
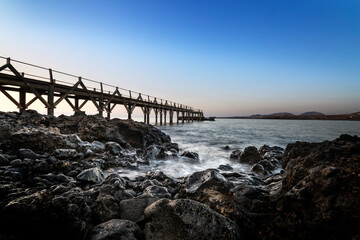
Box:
0;110;359;239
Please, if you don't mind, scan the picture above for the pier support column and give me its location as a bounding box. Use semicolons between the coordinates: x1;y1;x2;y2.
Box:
74;97;80;112
19;87;26;114
107;104;111;119
182;111;185;123
47;69;55;116
146;110;150;124
170;110;173;124
164;110;167;125
176;111;179;124
155;109;158;124
160;110;163;125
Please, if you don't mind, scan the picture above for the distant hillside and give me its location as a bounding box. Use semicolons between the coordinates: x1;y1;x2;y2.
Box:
219;111;360;120
267;112;294;117
300;111;325;116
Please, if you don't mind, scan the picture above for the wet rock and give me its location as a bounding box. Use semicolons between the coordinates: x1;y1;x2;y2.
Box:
0;120;11;142
224;145;230;150
218;164;233;171
105;141;122;155
76;167;104;184
142;185;171;198
259;145;284;160
144;199;242;240
0;154;10;166
239;146;261;164
181;169;230;196
251;163;266;175
119;196;159;223
91;194;119;223
181;151;199;160
143;145;165;160
18;148;38;160
89;219;142;240
54;149;78;159
9;128;81;153
230;149;242;159
258;159;276;172
9;159;22;166
268;134;360;239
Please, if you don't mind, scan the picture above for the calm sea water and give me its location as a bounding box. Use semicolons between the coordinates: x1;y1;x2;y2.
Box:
121;119;360;178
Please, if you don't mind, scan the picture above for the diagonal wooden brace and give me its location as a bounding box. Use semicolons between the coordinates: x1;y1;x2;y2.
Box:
8;64;50;108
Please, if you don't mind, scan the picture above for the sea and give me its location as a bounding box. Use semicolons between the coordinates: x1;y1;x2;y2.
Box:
118;119;360;179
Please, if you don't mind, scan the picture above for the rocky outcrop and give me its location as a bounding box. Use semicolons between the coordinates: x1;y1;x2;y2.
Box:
0;111;359;239
89;219;142;240
266;134;360;239
144;199;242;240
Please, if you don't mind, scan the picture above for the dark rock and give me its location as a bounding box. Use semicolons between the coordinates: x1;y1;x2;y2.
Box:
251;163;266;175
76;167;104;184
181;169;230;196
54;149;78;159
89;219;142;240
9;159;22;166
105;141;122;155
224;145;230;150
142;185;171;198
119;196;159;223
0;154;9;166
144;199;242;240
230;149;242;159
218;164;233;171
91;194;119;223
18;148;38;160
259;145;284;160
239;146;261;164
268;135;360;239
181;151;199;160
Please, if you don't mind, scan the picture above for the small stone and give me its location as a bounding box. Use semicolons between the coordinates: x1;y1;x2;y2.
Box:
10;159;22;166
77;167;104;184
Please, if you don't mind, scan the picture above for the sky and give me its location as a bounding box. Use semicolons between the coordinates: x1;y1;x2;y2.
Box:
0;0;359;117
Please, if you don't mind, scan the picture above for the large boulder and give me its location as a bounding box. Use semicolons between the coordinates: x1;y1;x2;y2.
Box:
119;196;159;223
269;134;360;239
8;127;81;153
144;199;242;240
88;219;142;240
181;169;230;196
239;146;261;164
50;114;171;149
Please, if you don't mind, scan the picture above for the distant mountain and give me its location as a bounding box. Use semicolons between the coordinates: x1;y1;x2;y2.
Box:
266;112;294;117
300;111;325;116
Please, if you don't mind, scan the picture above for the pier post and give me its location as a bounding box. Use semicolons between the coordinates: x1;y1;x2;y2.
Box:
164;110;167;125
74;97;80;112
160;109;163;125
170;110;173;124
19;87;26;113
107;104;111;119
182;111;185;123
47;69;55;116
99;83;104;117
176;111;179;124
155;109;158;124
146;109;150;124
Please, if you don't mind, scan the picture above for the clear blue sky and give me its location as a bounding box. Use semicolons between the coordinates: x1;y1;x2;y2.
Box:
0;0;359;116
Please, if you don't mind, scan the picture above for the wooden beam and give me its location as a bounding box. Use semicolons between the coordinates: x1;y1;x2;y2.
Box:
0;88;22;109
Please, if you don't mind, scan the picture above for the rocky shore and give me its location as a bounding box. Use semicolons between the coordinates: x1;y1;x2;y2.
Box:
0;110;359;239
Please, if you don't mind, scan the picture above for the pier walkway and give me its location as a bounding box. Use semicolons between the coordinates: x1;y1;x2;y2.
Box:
0;56;204;124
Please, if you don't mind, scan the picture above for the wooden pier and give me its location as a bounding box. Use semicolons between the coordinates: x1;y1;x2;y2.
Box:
0;56;204;124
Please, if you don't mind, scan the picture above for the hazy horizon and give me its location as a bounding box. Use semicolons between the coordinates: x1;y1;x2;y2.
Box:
1;0;359;117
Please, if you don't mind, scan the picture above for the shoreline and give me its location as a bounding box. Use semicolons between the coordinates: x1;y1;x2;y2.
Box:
0;110;359;239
